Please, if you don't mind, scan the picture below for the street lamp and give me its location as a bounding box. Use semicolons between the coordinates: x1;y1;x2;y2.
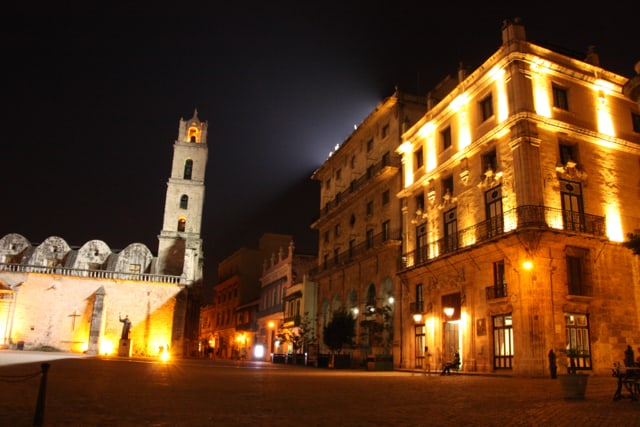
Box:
444;307;454;317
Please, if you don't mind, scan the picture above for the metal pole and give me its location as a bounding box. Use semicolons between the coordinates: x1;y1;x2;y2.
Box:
33;362;50;427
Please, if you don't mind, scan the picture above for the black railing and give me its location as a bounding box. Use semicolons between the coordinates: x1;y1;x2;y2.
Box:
409;301;425;314
401;205;605;270
486;285;508;300
322;154;400;215
310;228;401;276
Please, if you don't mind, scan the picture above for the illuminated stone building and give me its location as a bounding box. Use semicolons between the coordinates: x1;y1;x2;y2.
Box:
256;240;316;362
310;90;426;367
204;233;291;359
397;18;640;376
0;110;208;358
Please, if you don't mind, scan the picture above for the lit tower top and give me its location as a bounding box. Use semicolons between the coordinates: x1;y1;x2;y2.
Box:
157;109;208;284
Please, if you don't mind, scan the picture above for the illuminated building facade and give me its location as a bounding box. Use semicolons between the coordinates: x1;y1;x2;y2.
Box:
397;18;640;375
0;111;208;358
203;233;292;360
256;240;316;362
310;90;426;367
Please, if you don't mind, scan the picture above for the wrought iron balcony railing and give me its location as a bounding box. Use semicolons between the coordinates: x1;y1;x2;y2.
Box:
409;301;425;314
321;154;400;216
486;285;508;300
309;228;401;277
401;205;606;270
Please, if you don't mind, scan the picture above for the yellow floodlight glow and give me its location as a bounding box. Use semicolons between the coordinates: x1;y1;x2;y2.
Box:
398;141;413;154
596;89;615;137
522;259;534;270
458;111;471;150
492;67;509;122
531;65;551;117
160;347;170;362
450;93;468;112
100;339;115;356
606;204;623;242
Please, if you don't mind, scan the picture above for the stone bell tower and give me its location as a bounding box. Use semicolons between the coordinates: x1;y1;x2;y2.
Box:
157;109;208;285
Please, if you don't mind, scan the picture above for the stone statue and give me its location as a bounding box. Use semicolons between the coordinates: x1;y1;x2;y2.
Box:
119;314;131;340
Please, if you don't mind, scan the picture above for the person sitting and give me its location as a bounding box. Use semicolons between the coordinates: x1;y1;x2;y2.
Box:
441;351;460;375
624;345;636;367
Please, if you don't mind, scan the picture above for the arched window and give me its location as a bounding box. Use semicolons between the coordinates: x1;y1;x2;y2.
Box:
183;159;193;180
180;195;188;209
188;127;199;142
178;218;186;232
366;284;377;313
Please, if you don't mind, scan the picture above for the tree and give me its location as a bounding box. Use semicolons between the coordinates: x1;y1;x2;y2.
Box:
623;232;640;255
275;313;317;363
323;308;356;355
359;304;393;354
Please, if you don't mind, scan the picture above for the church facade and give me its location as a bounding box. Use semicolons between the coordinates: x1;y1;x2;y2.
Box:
0;111;208;358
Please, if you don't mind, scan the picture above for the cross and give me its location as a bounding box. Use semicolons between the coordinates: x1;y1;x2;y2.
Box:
68;311;80;331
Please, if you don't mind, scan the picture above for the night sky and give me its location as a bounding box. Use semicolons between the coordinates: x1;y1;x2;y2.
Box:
2;3;637;302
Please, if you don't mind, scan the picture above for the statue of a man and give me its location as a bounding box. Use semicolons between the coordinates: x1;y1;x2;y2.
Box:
119;314;131;340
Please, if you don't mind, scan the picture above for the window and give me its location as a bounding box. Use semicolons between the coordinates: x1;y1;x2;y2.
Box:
415;193;424;213
480;95;494;121
381;124;389;138
382;220;390;241
552;84;569;110
180;194;188;209
482;150;497;173
334;223;340;237
560;180;584;232
443;208;458;253
334;248;340;265
366;229;374;249
349;239;355;258
492;314;513;369
414;147;424;169
326;179;331;189
416;224;427;264
183;159;193;180
382;151;390;166
442;176;454;197
323;253;329;269
382;190;390;205
485;185;503;237
336;168;342;180
559;142;578;165
367;165;374;178
492;260;506;297
366;285;376;311
565;313;592;370
632;112;640;133
566;246;591;296
324;230;330;243
351;155;356;168
441;126;452;150
129;264;141;274
366;200;373;216
367;139;373;152
178;217;186;232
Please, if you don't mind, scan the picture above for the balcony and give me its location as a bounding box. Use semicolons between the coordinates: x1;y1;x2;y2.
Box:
401;205;606;270
316;154;401;224
409;301;425;314
309;228;401;277
486;285;508;300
